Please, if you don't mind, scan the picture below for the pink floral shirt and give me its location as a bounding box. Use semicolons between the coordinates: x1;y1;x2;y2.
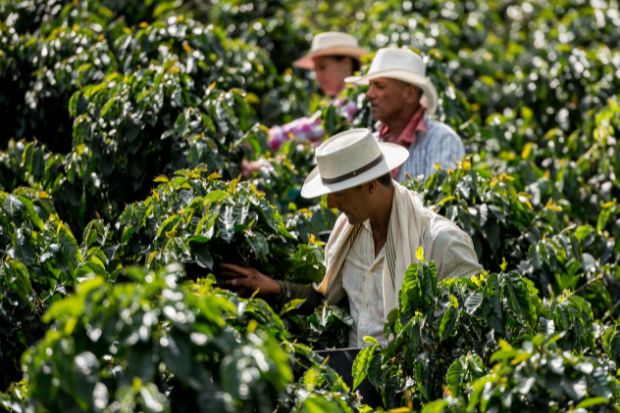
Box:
268;98;357;151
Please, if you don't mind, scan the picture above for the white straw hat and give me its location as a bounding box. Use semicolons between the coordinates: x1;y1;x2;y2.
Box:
294;32;367;70
300;128;409;198
346;47;439;115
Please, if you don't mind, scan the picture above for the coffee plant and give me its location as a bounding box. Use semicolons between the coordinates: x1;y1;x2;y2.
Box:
1;0;620;412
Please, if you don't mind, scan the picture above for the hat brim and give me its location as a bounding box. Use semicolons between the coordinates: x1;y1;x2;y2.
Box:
346;69;438;115
294;46;367;70
300;141;409;198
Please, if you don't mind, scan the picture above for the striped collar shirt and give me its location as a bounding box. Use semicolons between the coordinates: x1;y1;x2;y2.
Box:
377;113;466;181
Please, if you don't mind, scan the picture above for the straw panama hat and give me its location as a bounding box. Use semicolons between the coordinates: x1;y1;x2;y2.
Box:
300;128;409;198
294;32;367;70
346;47;439;115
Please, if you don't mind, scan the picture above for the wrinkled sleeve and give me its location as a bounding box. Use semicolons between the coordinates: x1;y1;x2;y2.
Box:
268;110;324;151
427;217;483;280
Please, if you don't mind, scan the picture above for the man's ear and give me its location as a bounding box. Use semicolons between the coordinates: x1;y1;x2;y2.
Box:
366;180;377;194
405;85;421;104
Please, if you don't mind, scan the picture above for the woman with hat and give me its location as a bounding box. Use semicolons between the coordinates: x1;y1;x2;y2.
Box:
221;128;481;347
266;32;366;151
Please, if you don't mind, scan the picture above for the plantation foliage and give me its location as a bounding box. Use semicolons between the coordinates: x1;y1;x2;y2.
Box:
1;0;620;412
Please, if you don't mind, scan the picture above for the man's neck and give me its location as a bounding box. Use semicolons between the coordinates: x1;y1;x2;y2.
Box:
383;107;418;140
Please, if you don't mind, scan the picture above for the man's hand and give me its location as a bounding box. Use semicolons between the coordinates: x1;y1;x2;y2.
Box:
217;263;282;298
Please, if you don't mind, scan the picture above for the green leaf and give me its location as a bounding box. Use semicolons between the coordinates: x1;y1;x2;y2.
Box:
4;259;33;301
126;344;156;382
18;195;44;231
421;400;449;413
83;81;109;98
601;327;620;360
414;353;431;401
194;211;218;240
323;105;337;135
219;204;234;242
58;225;81;274
189;237;213;269
445;357;464;396
232;202;250;227
298;397;346;413
4;194;23;216
574;225;594;241
156;215;181;240
438;305;458;341
139;383;170;413
279;299;306;315
248;232;269;260
352;344;378;390
596;208;611;231
576;397;611;409
539;317;556;335
68;91;82;117
464;291;483;315
72;351;99;410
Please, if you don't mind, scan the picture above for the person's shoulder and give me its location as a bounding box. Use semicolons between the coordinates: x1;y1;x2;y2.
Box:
427;212;479;254
426;116;460;139
425;118;465;154
426;214;483;278
426;212;469;245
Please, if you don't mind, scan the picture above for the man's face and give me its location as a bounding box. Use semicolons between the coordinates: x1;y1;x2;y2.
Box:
366;77;418;123
326;185;370;225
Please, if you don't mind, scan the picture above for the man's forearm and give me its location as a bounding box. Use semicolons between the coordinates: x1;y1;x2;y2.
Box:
275;280;324;313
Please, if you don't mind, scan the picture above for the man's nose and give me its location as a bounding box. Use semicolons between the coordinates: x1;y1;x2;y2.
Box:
366;86;376;100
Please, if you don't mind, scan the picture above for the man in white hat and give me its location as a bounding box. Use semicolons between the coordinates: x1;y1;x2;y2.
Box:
220;128;481;347
346;47;465;181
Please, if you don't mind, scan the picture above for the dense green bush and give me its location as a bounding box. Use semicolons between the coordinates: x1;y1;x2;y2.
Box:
407;162;561;273
0;139;64;192
424;335;620;412
21;266;293;412
1;0;620;411
0;186;110;389
112;167;324;284
353;260;617;409
0;19;115;152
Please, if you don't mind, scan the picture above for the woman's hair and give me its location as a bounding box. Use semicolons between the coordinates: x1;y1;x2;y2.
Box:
328;55;361;73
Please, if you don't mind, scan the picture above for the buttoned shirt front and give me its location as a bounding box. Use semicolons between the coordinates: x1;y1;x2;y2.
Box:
341;221;388;347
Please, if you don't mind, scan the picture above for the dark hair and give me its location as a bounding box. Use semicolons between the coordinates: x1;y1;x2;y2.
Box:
329;55;361;73
353;173;393;191
376;173;392;186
